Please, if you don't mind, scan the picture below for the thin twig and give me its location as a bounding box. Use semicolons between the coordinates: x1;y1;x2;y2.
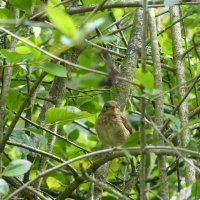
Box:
0;27;142;88
4;146;200;200
17;114;91;153
0;72;47;154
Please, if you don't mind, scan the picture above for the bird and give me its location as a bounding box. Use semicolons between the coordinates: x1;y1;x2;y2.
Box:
95;100;133;146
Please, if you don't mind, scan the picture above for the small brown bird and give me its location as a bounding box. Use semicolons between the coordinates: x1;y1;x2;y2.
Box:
95;100;133;146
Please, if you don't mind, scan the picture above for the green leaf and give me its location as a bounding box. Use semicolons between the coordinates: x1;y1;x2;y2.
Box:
80;101;102;114
87;134;98;142
15;37;42;61
191;180;200;198
145;153;150;168
11;128;34;156
186;139;198;151
0;178;9;196
102;196;117;200
46;176;61;189
68;129;79;141
152;130;159;145
164;114;180;129
46;7;77;37
147;153;156;174
122;149;132;160
135;69;154;92
7;90;23;110
2;159;32;177
45;107;93;124
25;128;48;150
18;127;48;150
25;127;43;135
15;46;32;54
113;8;124;19
33;63;67;77
160;35;173;56
122;131;139;148
8;0;32;10
50;44;71;56
0;49;32;64
0;8;15;19
0;49;17;63
33;134;48;150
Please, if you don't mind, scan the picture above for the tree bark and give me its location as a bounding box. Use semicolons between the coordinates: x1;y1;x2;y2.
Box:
170;6;196;186
149;8;169;200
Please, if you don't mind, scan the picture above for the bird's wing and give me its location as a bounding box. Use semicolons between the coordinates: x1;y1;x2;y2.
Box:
120;115;133;134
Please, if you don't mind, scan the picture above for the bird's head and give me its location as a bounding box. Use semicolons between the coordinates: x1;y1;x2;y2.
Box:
101;100;120;113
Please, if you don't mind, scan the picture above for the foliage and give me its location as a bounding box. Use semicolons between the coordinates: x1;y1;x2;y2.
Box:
0;0;200;199
2;159;32;177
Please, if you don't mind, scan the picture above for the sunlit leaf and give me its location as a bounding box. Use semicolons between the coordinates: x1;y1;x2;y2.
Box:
0;8;15;19
46;177;61;189
113;8;124;19
50;43;71;56
45;107;93;124
0;49;32;64
135;69;154;92
46;7;77;37
87;134;98;142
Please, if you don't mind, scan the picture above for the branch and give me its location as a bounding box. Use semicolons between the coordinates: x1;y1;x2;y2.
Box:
64;1;200;15
17;114;91;153
170;6;196;185
80;164;130;200
0;72;47;154
0;27;142;88
5;146;200;200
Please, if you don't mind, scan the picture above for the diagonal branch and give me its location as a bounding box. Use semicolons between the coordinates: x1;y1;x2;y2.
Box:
0;72;47;154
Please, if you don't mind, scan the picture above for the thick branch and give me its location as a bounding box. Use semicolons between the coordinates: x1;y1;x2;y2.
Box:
115;8;143;110
170;6;196;185
5;146;200;200
149;8;169;200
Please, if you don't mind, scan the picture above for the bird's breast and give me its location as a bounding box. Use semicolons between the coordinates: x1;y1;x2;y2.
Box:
96;113;130;146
